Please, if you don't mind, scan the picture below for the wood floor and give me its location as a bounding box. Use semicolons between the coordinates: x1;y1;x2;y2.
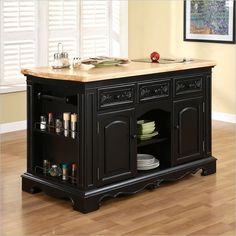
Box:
0;121;235;236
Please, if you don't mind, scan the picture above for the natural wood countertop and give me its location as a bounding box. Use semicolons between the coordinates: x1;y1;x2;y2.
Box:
21;59;216;83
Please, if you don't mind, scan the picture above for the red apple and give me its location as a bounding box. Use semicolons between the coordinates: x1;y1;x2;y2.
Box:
150;51;160;62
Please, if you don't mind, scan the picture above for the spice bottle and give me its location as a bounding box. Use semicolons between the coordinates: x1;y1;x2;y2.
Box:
49;165;62;177
71;163;77;184
53;53;62;68
62;164;69;181
40;116;47;130
63;112;70;137
48;112;54;132
73;57;81;68
55;119;62;134
71;113;77;139
43;159;50;175
61;52;69;67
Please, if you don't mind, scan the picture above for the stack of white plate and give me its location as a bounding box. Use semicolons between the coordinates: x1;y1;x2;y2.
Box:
137;154;160;170
137;120;158;140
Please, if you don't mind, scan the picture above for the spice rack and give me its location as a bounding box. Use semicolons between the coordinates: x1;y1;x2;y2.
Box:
34;165;77;185
34;122;78;140
28;83;81;188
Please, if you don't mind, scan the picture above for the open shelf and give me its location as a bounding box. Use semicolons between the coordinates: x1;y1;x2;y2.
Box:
34;166;77;186
34;172;77;187
137;109;171;168
34;121;78;140
137;137;168;147
34;127;78;140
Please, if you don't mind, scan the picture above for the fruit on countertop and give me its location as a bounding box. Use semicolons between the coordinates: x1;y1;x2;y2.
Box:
150;51;160;62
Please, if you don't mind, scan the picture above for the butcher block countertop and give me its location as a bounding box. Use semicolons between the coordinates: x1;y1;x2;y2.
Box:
21;59;216;83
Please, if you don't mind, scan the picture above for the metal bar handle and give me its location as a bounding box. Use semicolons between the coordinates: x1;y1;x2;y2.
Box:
37;92;69;103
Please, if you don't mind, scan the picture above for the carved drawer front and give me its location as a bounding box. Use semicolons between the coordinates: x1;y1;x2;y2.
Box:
174;76;203;96
139;81;170;102
98;85;135;109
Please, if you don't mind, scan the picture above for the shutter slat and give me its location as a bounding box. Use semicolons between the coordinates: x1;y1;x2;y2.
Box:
3;0;36;32
80;0;110;57
3;40;35;84
48;0;78;63
48;0;77;30
2;0;36;85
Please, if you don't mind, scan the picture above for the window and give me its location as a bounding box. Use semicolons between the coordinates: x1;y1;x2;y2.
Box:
0;0;128;87
0;0;37;86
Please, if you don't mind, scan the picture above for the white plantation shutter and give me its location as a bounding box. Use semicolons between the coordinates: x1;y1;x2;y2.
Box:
48;0;79;65
0;0;128;87
80;0;109;58
0;0;37;85
3;40;35;84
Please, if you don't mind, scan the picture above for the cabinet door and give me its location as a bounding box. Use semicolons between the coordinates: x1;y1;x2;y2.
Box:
97;108;136;185
173;97;204;165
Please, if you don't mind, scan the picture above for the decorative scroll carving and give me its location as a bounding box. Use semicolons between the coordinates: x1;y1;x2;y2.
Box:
175;78;202;95
139;82;169;101
98;167;203;203
99;87;134;108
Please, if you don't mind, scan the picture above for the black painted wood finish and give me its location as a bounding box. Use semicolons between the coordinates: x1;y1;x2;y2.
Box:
173;97;204;165
22;67;217;213
97;108;136;185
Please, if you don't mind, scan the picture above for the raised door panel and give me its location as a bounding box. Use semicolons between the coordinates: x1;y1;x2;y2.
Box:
174;97;204;165
98;109;136;185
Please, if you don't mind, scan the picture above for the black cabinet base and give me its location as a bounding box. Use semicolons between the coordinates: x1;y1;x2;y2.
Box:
22;156;216;214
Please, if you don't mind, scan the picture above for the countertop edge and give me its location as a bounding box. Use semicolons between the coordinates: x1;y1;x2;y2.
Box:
21;60;216;83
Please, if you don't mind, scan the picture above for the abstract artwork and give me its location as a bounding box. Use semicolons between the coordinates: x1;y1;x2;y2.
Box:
184;0;235;43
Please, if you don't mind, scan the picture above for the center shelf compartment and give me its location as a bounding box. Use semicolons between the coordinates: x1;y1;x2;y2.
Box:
137;137;168;147
137;108;172;169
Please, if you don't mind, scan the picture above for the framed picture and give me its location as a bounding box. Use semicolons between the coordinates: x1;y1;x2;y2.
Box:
184;0;236;43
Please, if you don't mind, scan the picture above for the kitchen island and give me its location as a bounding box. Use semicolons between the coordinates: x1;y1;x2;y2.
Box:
21;59;217;213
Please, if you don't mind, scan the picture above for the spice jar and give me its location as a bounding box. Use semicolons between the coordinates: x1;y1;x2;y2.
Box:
43;159;51;174
55;119;63;134
53;53;62;68
61;52;69;67
71;163;77;184
62;164;69;181
49;165;62;177
48;112;54;132
63;112;70;137
71;113;77;139
40;116;47;130
73;57;81;68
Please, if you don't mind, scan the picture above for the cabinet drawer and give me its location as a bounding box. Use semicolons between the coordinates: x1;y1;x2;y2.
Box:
98;85;135;109
138;80;170;102
174;76;203;97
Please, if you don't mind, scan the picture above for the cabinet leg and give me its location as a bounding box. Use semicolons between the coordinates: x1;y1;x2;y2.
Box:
22;176;42;194
201;159;216;176
71;197;100;214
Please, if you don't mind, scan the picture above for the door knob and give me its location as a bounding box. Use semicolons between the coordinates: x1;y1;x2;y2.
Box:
131;134;137;139
175;125;179;129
